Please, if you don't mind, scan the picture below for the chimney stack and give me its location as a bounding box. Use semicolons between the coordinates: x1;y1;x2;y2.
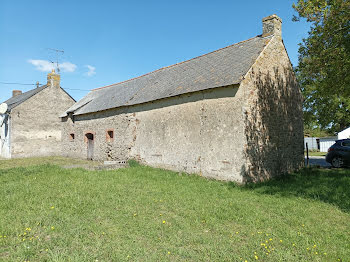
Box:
12;90;22;97
47;69;60;88
262;14;282;38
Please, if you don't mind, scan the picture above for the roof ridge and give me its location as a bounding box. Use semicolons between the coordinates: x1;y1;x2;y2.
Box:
92;35;263;92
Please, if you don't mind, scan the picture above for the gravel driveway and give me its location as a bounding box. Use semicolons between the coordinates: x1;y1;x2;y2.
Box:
305;156;331;167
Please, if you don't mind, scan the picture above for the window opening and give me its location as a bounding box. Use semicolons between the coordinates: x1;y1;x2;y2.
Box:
106;129;114;142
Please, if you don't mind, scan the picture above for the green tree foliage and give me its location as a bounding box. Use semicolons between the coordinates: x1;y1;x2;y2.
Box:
293;0;350;134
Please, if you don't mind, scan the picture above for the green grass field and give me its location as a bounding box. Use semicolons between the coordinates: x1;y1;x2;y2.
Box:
0;158;349;261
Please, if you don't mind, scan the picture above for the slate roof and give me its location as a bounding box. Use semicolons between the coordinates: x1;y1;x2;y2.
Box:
64;35;272;116
2;85;48;112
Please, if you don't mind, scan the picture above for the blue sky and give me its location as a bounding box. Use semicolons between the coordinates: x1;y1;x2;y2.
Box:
0;0;310;102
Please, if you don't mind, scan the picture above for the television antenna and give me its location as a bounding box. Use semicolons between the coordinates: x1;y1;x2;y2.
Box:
47;48;64;73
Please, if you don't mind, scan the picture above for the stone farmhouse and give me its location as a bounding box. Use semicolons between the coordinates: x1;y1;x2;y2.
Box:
0;70;75;158
60;14;303;183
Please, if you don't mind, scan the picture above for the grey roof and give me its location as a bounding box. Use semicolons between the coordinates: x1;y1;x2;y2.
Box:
65;35;272;116
3;85;47;112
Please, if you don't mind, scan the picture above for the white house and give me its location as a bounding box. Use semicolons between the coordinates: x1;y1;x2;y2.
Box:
338;127;350;140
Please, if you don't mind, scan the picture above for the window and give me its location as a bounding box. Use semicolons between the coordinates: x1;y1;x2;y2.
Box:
342;141;350;147
85;133;94;141
106;129;114;142
69;133;75;140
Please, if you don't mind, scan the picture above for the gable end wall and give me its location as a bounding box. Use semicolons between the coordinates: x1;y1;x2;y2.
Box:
10;86;75;158
240;36;304;182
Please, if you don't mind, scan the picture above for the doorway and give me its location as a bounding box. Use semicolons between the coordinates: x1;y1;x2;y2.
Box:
85;133;94;160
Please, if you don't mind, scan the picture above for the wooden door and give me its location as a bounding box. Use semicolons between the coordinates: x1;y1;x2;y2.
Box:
86;133;94;160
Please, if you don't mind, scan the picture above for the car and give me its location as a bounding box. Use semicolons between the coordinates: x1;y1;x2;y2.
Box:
325;139;350;168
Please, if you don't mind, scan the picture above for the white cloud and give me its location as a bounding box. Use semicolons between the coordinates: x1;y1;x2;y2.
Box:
28;59;77;73
59;62;77;72
28;59;54;72
85;65;96;77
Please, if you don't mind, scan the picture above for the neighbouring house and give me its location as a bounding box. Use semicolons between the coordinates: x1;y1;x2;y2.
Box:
61;14;304;183
0;70;75;158
338;127;350;140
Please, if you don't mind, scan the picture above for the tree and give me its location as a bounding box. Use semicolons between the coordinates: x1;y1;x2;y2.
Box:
293;0;350;134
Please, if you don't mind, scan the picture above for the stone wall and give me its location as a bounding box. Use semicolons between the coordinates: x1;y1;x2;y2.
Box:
240;35;304;182
10;86;75;158
62;85;247;182
61;108;136;163
131;85;246;181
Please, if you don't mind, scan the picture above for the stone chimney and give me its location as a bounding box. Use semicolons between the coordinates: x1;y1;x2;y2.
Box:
47;69;60;88
262;14;282;38
12;90;22;97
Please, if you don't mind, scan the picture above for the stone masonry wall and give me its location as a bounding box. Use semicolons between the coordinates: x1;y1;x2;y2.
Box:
10;86;75;158
240;35;304;182
61;107;136;162
62;85;247;182
131;85;246;181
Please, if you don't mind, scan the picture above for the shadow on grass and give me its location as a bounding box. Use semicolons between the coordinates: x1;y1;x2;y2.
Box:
238;167;350;213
